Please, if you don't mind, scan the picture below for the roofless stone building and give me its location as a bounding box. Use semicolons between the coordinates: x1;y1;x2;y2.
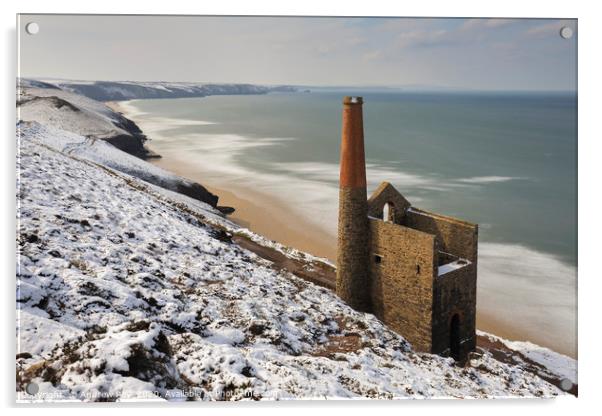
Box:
336;96;478;360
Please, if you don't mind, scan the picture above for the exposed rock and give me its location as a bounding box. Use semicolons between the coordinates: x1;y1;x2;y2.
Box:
216;206;236;215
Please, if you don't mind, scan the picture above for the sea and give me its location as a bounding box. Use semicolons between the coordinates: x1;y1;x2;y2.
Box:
121;90;577;357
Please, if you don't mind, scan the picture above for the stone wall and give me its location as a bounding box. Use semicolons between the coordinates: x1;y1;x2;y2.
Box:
368;218;436;352
405;208;478;262
366;204;478;359
403;208;478;359
432;264;478;358
336;187;371;312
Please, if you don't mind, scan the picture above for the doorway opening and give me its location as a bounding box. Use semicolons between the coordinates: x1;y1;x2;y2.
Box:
450;313;461;361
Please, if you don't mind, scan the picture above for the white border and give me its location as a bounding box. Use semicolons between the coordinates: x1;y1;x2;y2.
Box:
2;1;600;414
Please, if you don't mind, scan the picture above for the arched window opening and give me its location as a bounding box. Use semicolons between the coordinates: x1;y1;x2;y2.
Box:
383;202;395;223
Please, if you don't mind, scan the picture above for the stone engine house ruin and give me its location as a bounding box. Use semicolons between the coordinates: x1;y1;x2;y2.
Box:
336;96;478;360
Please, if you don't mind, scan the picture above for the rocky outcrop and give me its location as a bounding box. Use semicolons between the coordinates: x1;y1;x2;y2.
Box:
175;181;218;208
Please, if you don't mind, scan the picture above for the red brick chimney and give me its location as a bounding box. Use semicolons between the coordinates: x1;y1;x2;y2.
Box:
339;96;367;189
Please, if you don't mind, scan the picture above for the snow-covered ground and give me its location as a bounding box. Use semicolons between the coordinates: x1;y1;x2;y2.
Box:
478;331;577;385
16;119;569;401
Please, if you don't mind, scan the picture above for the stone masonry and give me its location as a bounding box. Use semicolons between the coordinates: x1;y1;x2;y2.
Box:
336;97;478;360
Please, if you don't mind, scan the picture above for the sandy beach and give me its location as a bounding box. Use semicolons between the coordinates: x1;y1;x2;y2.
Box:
107;100;575;358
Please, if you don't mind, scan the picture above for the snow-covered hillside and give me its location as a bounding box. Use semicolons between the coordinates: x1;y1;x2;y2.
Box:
17;121;568;401
18;81;152;158
17;85;219;208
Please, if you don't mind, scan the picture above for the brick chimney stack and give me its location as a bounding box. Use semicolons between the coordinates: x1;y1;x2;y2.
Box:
336;96;370;311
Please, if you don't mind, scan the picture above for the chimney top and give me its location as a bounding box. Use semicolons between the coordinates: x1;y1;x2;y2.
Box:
343;96;363;105
339;96;366;188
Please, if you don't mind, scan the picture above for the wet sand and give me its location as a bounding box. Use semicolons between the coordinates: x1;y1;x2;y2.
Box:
108;100;575;358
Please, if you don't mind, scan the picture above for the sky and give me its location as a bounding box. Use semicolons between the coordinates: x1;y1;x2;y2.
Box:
18;15;577;91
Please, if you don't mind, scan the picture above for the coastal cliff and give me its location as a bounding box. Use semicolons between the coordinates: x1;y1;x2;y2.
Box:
18;79;155;159
40;79;297;102
17;80;220;208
